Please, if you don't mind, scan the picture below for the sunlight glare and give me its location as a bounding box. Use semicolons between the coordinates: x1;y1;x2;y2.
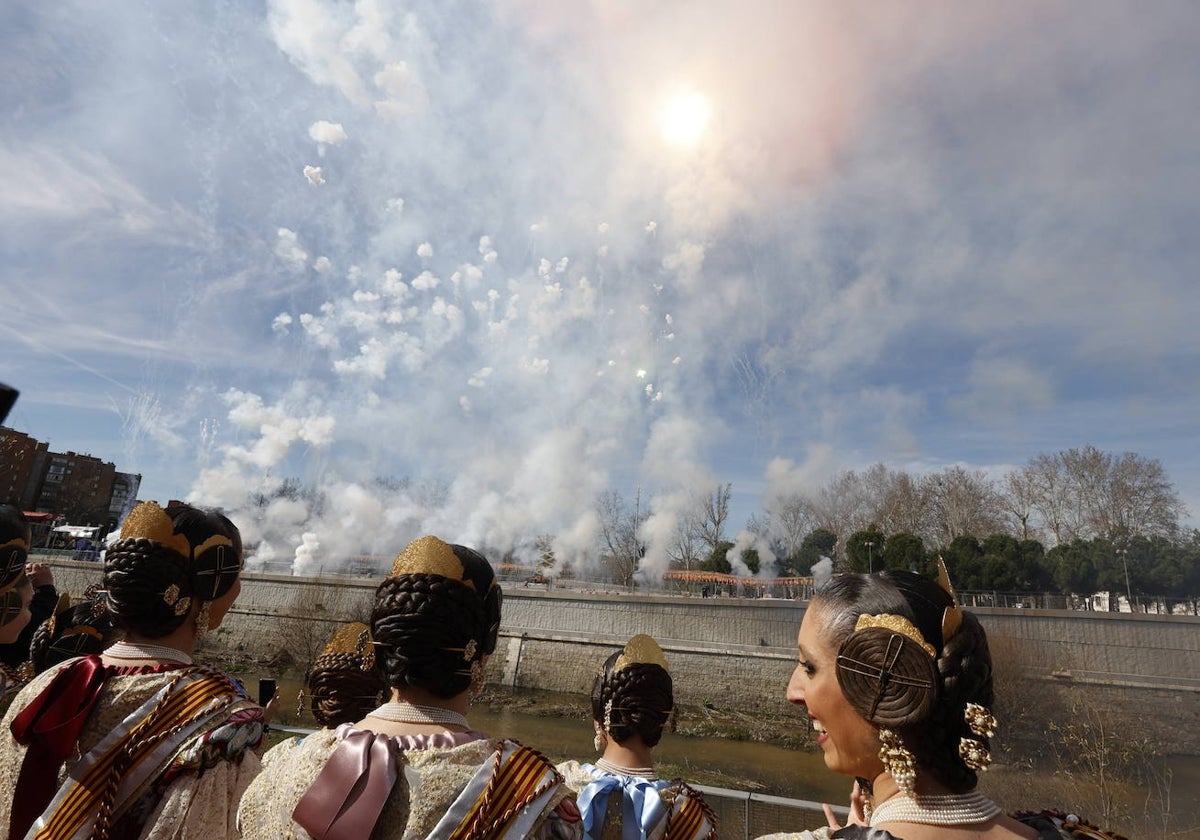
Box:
660;90;711;148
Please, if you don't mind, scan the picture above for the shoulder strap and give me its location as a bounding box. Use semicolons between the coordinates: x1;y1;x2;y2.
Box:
27;667;239;840
435;740;563;840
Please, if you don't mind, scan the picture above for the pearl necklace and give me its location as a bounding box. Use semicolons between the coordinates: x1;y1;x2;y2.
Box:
870;791;1001;827
368;701;468;728
595;757;658;780
105;641;193;665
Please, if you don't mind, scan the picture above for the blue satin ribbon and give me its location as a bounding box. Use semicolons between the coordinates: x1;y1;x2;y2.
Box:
577;764;667;840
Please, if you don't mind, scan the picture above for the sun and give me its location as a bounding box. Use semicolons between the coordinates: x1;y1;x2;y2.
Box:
660;90;711;148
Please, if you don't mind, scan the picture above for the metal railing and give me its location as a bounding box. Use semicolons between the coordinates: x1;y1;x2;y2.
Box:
266;725;839;839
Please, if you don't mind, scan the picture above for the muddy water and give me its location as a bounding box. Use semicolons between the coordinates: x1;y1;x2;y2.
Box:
253;674;1200;835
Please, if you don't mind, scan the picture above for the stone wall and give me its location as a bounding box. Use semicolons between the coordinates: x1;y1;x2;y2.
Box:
42;559;1200;750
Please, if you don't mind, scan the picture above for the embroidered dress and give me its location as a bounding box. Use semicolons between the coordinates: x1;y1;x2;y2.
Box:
0;656;264;840
238;723;578;840
557;761;716;840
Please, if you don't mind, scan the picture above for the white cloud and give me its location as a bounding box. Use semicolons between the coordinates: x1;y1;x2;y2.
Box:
308;120;348;146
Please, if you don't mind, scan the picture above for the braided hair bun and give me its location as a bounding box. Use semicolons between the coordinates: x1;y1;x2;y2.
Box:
592;634;674;748
816;569;995;793
305;622;384;727
103;502;242;639
0;505;31;630
31;586;116;672
370;536;500;699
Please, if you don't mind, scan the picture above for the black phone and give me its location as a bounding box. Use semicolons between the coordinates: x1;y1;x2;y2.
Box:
0;384;17;425
257;678;277;707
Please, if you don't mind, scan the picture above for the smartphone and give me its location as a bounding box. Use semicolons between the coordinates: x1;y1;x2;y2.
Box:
0;384;17;425
257;678;277;707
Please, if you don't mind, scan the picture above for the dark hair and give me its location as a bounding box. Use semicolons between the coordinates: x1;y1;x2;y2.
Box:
813;571;994;793
103;504;242;638
31;594;116;672
306;650;385;727
370;570;492;699
0;505;31;629
591;652;674;749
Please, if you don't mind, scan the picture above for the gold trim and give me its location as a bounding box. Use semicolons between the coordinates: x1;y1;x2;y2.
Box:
854;613;936;658
390;535;465;581
321;621;371;656
937;557;964;642
120;502;192;558
613;634;670;673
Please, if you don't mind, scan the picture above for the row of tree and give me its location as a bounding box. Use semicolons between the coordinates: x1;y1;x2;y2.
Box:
592;445;1197;598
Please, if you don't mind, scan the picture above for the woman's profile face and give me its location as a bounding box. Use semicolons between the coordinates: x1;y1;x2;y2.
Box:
787;602;883;781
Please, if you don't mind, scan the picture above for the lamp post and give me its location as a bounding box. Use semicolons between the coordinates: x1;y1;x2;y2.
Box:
1116;546;1132;610
865;540;876;574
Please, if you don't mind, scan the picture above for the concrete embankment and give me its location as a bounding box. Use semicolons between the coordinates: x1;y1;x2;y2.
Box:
43;559;1200;752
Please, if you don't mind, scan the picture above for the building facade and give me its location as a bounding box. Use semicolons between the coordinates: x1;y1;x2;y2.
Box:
0;426;139;530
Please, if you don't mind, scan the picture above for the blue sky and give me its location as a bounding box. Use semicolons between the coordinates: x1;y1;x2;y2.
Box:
2;1;1198;574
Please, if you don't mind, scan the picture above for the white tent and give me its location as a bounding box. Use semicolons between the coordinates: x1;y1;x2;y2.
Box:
53;525;100;539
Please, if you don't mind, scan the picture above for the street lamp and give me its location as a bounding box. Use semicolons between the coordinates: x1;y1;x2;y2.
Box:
865;540;876;574
1115;546;1132;610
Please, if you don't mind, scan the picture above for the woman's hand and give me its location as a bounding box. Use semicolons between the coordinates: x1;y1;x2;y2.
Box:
822;779;869;831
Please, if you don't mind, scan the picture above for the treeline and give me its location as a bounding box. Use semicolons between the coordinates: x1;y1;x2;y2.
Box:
598;445;1198;600
775;527;1200;602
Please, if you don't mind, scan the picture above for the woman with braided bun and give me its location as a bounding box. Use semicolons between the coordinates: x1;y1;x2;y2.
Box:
557;634;716;840
759;564;1124;840
300;621;385;729
28;584;118;674
238;535;580;840
0;501;266;840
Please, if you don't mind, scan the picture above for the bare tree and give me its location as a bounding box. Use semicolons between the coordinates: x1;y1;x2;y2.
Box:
667;509;705;571
1019;446;1184;546
1001;468;1041;542
697;483;732;556
771;493;816;562
595;490;644;586
923;466;1005;547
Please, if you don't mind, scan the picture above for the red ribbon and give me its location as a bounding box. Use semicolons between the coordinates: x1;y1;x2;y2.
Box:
7;657;185;839
9;655;108;838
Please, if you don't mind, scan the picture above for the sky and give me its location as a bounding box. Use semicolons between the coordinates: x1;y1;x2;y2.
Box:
2;1;1198;576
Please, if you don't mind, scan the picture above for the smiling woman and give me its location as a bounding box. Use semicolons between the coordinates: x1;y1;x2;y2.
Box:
762;565;1127;840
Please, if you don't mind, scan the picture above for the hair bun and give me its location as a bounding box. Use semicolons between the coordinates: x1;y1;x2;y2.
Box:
836;626;939;727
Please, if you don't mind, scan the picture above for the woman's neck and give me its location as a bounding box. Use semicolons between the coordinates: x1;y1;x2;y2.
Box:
357;686;472;736
103;628;197;665
600;737;654;772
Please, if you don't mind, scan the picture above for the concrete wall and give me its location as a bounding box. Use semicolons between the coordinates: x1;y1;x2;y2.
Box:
42;560;1200;749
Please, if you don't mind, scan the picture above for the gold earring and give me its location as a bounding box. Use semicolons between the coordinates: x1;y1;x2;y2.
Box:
469;659;485;698
195;601;211;639
879;728;917;797
594;723;608;752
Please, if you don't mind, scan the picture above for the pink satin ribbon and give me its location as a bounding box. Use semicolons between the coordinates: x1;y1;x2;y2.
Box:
293;729;401;840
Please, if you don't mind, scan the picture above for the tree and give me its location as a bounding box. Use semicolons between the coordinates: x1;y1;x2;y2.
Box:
1020;446;1184;545
595;490;644;586
794;528;838;576
700;540;734;574
1046;539;1099;595
923;467;1005;547
697;483;732;557
845;527;886;573
882;532;927;574
767;493;816;565
941;535;983;590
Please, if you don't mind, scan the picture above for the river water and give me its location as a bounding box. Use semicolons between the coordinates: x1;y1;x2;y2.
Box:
256;674;1200;837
